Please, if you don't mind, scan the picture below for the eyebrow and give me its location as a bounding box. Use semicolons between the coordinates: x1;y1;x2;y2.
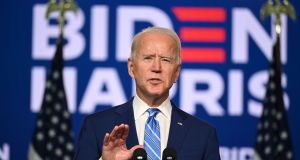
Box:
141;53;174;58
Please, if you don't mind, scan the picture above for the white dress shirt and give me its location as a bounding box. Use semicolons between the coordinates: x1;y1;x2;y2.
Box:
133;95;172;157
99;96;172;160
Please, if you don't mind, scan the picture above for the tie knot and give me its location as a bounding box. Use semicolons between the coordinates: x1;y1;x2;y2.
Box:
147;108;160;117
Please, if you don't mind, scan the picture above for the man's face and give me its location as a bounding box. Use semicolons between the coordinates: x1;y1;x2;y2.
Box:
128;32;181;102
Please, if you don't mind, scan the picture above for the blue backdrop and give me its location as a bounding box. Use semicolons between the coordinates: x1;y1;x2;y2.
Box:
0;0;299;159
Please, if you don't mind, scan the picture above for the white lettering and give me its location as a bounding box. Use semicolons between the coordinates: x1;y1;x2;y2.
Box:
228;70;244;116
79;68;126;113
0;143;9;160
31;67;46;112
232;8;287;63
180;69;224;116
32;4;85;60
116;6;173;61
90;5;109;61
220;146;253;160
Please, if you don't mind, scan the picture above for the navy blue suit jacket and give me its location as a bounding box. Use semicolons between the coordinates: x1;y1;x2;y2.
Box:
74;99;221;160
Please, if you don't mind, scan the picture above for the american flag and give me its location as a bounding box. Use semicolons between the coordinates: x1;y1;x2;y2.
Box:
253;35;294;160
28;35;74;160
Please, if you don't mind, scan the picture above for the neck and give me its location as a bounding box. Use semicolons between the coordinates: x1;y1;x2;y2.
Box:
136;92;169;107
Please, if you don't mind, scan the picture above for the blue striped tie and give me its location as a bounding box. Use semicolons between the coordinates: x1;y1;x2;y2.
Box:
144;108;161;160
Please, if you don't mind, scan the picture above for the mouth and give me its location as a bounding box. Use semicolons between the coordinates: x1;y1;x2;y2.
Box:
148;78;162;84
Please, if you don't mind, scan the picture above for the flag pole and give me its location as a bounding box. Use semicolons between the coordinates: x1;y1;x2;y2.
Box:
260;0;297;35
260;0;297;101
46;0;78;37
260;0;297;98
28;1;79;159
253;1;297;160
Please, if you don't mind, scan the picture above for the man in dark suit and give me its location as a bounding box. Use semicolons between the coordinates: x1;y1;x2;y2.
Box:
74;27;221;160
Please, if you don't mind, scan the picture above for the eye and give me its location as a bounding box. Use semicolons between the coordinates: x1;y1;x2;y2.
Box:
161;57;173;63
162;58;170;62
143;56;153;61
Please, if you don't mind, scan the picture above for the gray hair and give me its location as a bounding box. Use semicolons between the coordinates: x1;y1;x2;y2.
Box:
130;27;181;64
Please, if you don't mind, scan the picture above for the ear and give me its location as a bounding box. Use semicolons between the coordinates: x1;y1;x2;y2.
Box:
128;57;135;79
173;64;181;83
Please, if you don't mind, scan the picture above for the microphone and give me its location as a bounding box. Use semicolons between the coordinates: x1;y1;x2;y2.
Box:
132;148;147;160
162;147;177;160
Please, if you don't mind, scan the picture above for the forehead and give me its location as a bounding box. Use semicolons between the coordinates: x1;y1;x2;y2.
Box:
136;32;177;52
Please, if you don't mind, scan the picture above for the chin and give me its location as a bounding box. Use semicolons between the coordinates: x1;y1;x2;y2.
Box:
145;90;163;97
149;90;168;97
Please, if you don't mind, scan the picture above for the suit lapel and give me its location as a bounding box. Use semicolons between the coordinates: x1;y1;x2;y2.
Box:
167;104;189;153
114;99;189;151
115;99;139;148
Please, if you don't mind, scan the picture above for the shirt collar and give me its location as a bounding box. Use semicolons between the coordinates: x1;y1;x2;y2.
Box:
133;95;172;120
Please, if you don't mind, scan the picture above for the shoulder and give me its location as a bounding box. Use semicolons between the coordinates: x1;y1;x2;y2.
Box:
172;105;216;132
83;99;132;125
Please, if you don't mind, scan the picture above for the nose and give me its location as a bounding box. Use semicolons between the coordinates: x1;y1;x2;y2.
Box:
151;57;162;72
